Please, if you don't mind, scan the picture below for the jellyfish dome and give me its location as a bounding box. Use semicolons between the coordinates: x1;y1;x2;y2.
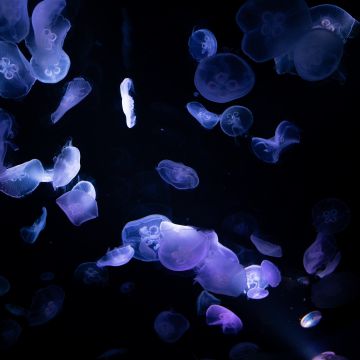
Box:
206;304;243;334
153;310;189;343
188;28;217;61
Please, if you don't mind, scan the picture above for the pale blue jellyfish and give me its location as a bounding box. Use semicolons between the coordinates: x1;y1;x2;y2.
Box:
186;101;220;129
96;245;135;267
74;262;109;287
156;159;199;190
0;108;15;173
188;28;217;61
5;304;28;317
120;77;136;128
220;105;253;137
250;233;283;257
0;0;30;43
300;310;322;328
229;342;260;360
51;77;92;124
196;290;221;316
194;53;255;103
206;305;243;334
121;214;170;262
0;275;10;296
0;319;22;350
235;0;312;62
154;310;189;343
0;41;36;99
20;207;47;244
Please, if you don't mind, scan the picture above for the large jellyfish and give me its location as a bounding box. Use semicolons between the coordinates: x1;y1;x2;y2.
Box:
250;234;283;258
0;108;15;173
0;275;10;296
186;101;220;129
96;245;135;267
120;77;136;128
220;105;253;137
194;53;255;103
20;207;47;244
206;305;243;334
300;310;322;328
196;290;221;316
74;262;109;287
153;310;189;343
188;28;217;61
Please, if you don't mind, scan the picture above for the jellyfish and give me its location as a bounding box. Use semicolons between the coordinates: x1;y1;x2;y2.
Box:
194;53;255;103
120;77;136;128
312;198;351;234
235;0;312;62
222;211;259;239
51;77;92;124
96;245;135;267
56;180;98;226
97;348;128;359
153;310;190;343
121;214;170;262
186;101;220;129
40;271;55;282
156;159;199;190
0;275;10;296
4;304;28;317
206;305;243;334
220;106;253;137
300;310;322;328
312;351;349;360
250;234;283;258
229;342;260;360
0;319;22;350
119;281;135;294
0;108;15;173
196;290;221;316
0;41;36;99
0;0;30;43
27;285;65;326
74;262;109;287
188;28;217;61
20;207;47;244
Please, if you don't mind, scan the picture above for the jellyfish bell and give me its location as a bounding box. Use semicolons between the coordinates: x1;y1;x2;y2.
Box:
188;28;217;61
300;310;322;328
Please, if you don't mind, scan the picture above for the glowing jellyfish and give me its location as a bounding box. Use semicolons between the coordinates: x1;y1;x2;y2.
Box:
154;310;190;343
188;28;217;61
220;105;253;137
0;275;10;296
51;77;92;124
56;180;98;226
235;0;312;62
74;262;109;287
0;41;36;99
4;304;28;317
312;198;351;234
0;319;22;350
186;101;220;129
120;77;136;128
20;207;47;244
0;108;15;173
250;234;283;258
196;290;221;316
229;342;260;360
251;120;300;164
300;310;322;328
96;245;135;267
312;351;349;360
122;214;170;262
27;285;65;326
206;305;243;334
194;53;255;103
156;159;199;190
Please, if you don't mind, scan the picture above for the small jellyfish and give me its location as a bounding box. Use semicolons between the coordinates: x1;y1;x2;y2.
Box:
194;53;255;103
229;342;260;360
154;310;190;343
220;106;253;137
196;290;221;316
74;262;109;287
4;304;28;317
206;305;243;334
0;108;15;173
0;319;22;350
156;159;199;190
186;101;220;129
20;207;47;244
120;77;136;128
51;77;92;124
250;234;283;258
0;275;10;296
297;276;310;286
300;310;322;328
119;281;135;294
188;28;217;61
97;348;128;359
96;245;135;268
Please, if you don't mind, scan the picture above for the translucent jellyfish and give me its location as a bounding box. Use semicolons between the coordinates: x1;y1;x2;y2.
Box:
0;108;15;173
194;53;255;103
0;41;36;99
312;351;349;360
20;207;47;244
40;271;55;282
220;106;253;137
235;0;312;62
96;245;135;268
52;141;81;189
156;159;199;190
251;120;300;164
122;214;170;262
0;319;22;350
97;348;128;359
186;101;220;129
188;28;217;61
300;310;322;328
206;305;243;335
0;275;10;296
74;262;109;287
312;198;351;234
4;304;28;317
222;211;259;239
153;310;190;343
51;77;92;124
196;290;221;316
0;0;30;43
56;180;98;226
27;285;65;326
120;77;136;128
119;281;135;294
229;342;260;360
250;234;283;258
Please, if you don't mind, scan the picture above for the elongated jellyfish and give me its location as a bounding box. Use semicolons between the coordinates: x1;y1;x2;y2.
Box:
20;207;47;244
97;348;128;359
120;77;136;128
188;28;217;61
220;105;253;137
0;319;22;350
186;101;220;129
96;245;135;267
196;290;221;316
154;310;189;343
206;305;243;334
0;108;15;173
0;275;10;296
5;304;28;317
51;77;92;124
250;234;283;257
74;262;109;287
300;310;322;328
229;342;260;360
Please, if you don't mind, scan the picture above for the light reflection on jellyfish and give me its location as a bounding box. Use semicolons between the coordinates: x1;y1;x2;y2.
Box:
300;310;322;328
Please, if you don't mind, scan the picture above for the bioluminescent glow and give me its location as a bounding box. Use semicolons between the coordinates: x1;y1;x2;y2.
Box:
220;105;253;137
300;310;322;328
96;245;135;267
120;77;136;128
186;101;220;129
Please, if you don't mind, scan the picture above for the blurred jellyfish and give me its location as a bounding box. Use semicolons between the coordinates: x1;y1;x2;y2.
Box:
312;198;351;234
0;319;22;350
297;276;310;286
20;207;47;244
122;214;170;262
222;211;259;239
186;101;220;129
27;285;65;326
56;180;98;226
251;120;300;164
235;0;312;62
206;305;242;334
312;351;349;360
188;28;217;61
97;348;128;359
119;281;135;294
194;53;255;103
300;310;322;328
0;41;36;99
120;77;136;128
96;245;135;268
0;275;10;296
154;310;189;343
156;159;199;190
51;77;92;124
220;105;253;137
4;304;28;317
229;342;260;360
74;262;109;287
0;108;15;173
250;234;283;258
40;271;55;282
196;290;221;316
